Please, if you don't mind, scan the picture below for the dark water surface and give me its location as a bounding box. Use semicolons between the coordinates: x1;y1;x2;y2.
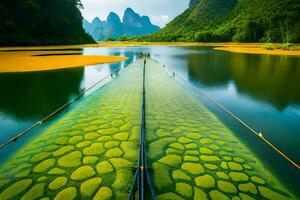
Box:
0;46;299;195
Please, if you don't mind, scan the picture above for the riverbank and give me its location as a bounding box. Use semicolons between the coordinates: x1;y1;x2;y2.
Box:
0;50;126;73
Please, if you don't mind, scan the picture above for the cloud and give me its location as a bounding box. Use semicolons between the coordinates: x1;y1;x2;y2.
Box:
81;0;189;27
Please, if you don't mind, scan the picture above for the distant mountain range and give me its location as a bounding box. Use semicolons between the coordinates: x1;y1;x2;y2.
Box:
83;8;160;41
138;0;300;43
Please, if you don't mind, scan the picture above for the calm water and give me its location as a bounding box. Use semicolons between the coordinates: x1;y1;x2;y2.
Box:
0;46;299;195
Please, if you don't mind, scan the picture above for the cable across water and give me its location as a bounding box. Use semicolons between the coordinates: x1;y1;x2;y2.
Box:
159;61;300;171
0;68;123;150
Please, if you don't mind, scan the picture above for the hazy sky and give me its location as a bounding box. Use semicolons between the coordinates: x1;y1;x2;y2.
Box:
81;0;189;27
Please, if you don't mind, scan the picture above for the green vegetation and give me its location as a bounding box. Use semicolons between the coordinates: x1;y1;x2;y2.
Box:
0;0;95;46
135;0;300;43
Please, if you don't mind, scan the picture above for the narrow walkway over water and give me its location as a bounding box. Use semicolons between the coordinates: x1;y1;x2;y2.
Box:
0;58;297;199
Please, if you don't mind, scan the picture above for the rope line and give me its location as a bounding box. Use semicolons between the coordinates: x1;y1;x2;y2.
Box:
0;68;123;150
160;62;300;171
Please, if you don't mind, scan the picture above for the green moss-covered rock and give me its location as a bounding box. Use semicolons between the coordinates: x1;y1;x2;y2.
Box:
148;138;176;160
69;135;83;144
83;156;98;164
157;192;184;200
98;128;118;135
216;172;229;180
182;162;204;175
85;132;100;140
195;174;215;188
169;143;185;150
30;152;51;162
251;176;266;185
113;132;129;141
76;141;92;148
199;147;213;154
185;143;198;149
70;166;96;181
80;178;102;197
238;183;257;194
228;162;243;171
105;148;123;157
220;161;228;169
0;179;32;200
239;193;255;200
194;187;208;200
186;132;202;139
33;159;55;173
55;137;68;145
178;137;192;144
175;182;193;198
204;164;218;170
104;141;120;148
96;161;114;174
153;162;173;193
37;176;47;182
112;169;132;190
58;151;82;168
54;187;77;200
158;155;182;167
109;158;133;169
183;155;199;162
229;172;249;182
200;155;220;162
53;146;74;156
97;136;113;142
120;141;138;160
83;143;105;156
48;168;66;175
217;180;237;194
83;126;98;132
209;190;229;200
258;186;289;200
200;138;213;144
172;170;191;181
93;187;113;200
48;177;68;190
21;183;45;200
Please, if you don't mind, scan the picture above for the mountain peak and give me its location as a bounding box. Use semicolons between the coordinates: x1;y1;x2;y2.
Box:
107;12;122;25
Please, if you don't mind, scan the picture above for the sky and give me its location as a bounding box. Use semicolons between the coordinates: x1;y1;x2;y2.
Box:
81;0;189;27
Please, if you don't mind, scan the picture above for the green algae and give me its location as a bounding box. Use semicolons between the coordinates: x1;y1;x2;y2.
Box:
58;151;82;167
158;155;182;167
175;182;193;198
70;166;96;181
217;180;237;194
93;187;113;200
80;177;102;197
54;187;77;200
181;162;204;175
195;174;215;188
48;168;66;175
96;161;114;174
48;177;67;190
172;170;191;181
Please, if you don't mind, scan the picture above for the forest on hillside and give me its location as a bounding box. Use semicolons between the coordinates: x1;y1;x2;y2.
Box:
0;0;95;46
136;0;300;43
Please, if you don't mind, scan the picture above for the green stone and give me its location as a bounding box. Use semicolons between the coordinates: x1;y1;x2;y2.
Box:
217;180;237;193
200;155;220;162
97;136;112;142
238;183;257;194
166;148;183;155
105;148;123;157
169;143;185;150
220;161;228;169
175;182;193;198
85;132;100;140
83;126;98;132
228;162;243;171
157;192;184;200
109;158;133;169
200;138;213;144
83;156;98;164
199;147;213;154
96;161;114;174
258;186;289;200
37;176;47;182
216;172;229;180
48;168;66;175
48;177;67;190
178;137;192;144
55;137;68;145
93;187;113;200
58;151;82;167
98;128;118;135
53;146;74;156
186;132;202;139
158;155;182;167
111;120;124;127
153;162;173;193
83;143;105;156
76;141;92;148
209;144;220;150
113;132;129;141
229;172;249;182
251;176;266;185
68;135;83;144
70;166;96;181
182;162;204;175
30;152;51;162
172;170;191;181
104;141;120;148
185;143;198;149
0;179;32;200
183;155;199;162
194;187;208;200
204;164;218;170
33;159;55;173
195;174;215;188
54;187;77;200
21;183;45;200
209;190;229;200
80;178;102;197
